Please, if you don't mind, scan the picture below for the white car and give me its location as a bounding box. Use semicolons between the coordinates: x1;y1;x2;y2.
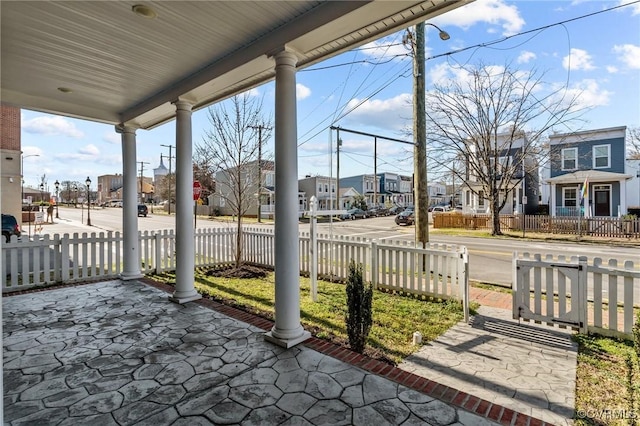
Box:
430;206;450;213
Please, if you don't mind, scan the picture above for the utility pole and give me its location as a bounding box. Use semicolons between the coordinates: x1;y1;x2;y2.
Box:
414;21;429;246
160;144;174;214
248;124;271;223
407;22;449;246
138;161;150;203
336;127;341;210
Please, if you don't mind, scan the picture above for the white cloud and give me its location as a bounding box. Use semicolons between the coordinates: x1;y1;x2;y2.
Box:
606;65;619;73
297;84;311;100
517;51;536;64
435;0;525;36
79;144;100;156
561;79;612;110
619;0;640;15
360;36;409;61
613;44;640;69
562;48;595;71
23;116;84;138
344;93;413;131
103;132;120;144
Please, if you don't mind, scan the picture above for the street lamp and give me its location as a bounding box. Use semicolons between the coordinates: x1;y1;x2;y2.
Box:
54;180;60;219
21;153;40;205
39;183;45;212
85;176;92;226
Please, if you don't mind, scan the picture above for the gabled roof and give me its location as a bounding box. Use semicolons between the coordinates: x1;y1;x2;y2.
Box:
545;170;633;184
339;187;360;197
1;1;472;129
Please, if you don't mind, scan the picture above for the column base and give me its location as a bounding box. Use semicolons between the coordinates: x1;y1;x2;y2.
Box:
168;293;202;305
120;272;144;281
264;329;311;349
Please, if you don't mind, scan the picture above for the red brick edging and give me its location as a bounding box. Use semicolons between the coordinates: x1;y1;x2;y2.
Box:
140;278;551;426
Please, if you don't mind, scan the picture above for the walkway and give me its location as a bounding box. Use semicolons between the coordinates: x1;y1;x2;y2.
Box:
3;280;553;425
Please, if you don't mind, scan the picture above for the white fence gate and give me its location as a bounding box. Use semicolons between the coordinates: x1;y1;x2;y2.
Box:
513;252;639;338
513;253;588;333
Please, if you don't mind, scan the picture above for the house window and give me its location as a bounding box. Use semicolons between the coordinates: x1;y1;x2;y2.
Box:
331;184;335;193
324;184;329;193
593;144;610;169
563;187;577;207
561;148;577;170
478;191;485;208
318;184;322;193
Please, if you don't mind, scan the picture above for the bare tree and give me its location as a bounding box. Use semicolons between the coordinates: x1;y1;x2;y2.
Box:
425;61;584;235
155;173;175;204
195;93;272;269
628;127;640;160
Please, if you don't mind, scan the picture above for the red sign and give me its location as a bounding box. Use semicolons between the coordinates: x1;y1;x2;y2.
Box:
193;181;202;201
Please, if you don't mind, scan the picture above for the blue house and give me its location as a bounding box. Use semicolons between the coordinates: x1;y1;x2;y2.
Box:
546;126;633;217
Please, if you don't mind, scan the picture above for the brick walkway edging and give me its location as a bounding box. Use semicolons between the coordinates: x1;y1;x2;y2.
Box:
140;278;552;426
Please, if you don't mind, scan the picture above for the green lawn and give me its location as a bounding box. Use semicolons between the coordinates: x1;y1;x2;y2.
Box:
152;269;471;365
574;334;639;425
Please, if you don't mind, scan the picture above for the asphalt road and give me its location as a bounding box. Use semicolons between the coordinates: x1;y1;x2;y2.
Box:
49;206;639;293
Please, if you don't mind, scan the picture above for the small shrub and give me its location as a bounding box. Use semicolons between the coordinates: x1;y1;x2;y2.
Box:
345;260;373;353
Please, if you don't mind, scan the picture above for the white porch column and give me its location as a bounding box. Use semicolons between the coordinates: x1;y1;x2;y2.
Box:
119;125;143;280
620;178;627;215
169;99;201;304
265;49;310;348
550;184;556;217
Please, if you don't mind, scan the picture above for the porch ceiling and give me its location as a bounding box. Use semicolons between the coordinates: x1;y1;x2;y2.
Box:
1;0;470;130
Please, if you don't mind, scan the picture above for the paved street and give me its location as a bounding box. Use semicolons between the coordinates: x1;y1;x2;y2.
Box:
41;206;640;303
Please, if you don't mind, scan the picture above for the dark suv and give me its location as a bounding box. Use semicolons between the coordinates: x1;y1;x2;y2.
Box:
2;214;21;242
138;204;148;217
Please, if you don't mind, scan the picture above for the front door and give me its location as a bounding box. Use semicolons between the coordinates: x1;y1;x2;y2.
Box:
594;186;610;216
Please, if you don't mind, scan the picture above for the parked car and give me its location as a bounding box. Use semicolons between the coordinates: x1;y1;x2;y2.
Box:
138;204;148;217
388;205;404;215
367;206;389;217
2;214;21;242
395;210;414;226
340;208;368;220
429;205;450;213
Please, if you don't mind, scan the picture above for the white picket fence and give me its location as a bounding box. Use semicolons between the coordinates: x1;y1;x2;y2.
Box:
2;228;468;315
513;252;639;339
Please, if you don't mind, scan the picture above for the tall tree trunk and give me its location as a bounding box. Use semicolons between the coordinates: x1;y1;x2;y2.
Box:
491;195;502;236
235;215;243;269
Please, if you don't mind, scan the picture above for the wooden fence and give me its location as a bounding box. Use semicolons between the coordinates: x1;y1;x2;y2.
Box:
434;213;640;238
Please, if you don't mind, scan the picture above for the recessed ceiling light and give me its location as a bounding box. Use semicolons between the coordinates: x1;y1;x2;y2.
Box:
132;4;157;19
57;87;73;93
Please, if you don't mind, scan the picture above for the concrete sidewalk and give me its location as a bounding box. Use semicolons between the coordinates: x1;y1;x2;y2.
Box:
399;287;577;425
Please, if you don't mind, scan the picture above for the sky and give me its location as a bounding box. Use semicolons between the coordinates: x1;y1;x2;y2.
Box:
19;0;640;191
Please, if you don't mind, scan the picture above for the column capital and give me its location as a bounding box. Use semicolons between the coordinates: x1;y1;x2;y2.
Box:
173;98;195;111
272;48;299;67
115;123;139;134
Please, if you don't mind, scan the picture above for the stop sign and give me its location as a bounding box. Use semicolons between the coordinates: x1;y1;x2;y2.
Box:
193;181;202;201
